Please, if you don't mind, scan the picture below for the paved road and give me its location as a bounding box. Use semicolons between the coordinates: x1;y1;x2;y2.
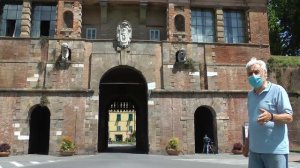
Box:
0;153;299;168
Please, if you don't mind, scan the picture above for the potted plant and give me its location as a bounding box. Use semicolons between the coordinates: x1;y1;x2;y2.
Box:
165;137;181;155
232;142;243;154
0;143;11;157
59;136;76;156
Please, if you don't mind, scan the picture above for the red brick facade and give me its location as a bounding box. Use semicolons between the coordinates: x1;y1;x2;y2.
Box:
0;0;298;156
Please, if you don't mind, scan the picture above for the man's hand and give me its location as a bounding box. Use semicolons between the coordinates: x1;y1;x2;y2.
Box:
257;108;272;125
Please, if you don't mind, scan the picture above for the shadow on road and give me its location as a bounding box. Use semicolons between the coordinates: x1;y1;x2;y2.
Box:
103;144;145;154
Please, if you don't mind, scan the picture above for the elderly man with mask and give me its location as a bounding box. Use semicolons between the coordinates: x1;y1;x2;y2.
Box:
243;57;293;168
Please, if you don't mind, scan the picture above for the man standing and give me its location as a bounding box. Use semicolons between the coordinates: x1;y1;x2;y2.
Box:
203;134;211;154
243;57;293;168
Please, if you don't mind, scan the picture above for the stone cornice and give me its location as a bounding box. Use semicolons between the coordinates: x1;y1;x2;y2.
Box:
0;89;94;93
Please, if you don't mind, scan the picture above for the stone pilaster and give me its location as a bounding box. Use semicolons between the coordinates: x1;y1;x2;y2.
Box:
139;2;147;24
73;1;82;38
99;0;108;24
20;0;31;37
216;8;224;43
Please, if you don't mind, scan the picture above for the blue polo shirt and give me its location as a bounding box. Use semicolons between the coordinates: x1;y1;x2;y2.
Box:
247;82;293;154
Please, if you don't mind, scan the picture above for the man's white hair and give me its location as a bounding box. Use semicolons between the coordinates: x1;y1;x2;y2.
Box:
245;57;267;73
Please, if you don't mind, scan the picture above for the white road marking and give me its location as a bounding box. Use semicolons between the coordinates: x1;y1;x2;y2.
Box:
30;161;40;164
10;161;24;167
175;158;247;165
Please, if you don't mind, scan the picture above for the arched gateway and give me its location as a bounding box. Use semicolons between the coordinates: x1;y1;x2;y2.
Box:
194;106;218;153
98;65;148;153
28;105;50;154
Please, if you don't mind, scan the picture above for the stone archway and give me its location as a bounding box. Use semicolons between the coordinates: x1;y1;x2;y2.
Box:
194;106;218;153
98;65;148;153
28;105;51;154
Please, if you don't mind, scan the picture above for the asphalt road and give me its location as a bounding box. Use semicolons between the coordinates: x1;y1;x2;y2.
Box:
0;153;299;168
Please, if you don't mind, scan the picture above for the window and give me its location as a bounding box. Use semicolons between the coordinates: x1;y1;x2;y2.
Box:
191;9;215;43
0;4;23;37
86;28;96;39
115;134;122;142
149;29;160;41
40;21;50;36
128;114;133;121
129;126;133;133
116;114;121;121
224;10;246;43
117;126;121;132
31;5;56;37
175;14;185;31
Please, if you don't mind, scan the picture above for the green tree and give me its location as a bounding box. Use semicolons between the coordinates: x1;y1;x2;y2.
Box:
268;0;300;56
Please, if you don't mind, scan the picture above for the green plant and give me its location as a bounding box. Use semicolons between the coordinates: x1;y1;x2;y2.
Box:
166;137;180;151
60;136;76;152
268;56;300;69
173;58;196;72
184;58;196;71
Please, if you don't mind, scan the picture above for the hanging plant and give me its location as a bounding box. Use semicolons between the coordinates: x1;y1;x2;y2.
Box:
40;95;49;106
174;58;196;72
183;58;196;71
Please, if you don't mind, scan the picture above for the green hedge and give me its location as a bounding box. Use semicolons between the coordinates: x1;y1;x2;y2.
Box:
268;56;300;68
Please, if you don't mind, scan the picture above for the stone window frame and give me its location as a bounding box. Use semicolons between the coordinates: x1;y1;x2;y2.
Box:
117;126;121;132
129;125;133;132
223;9;247;44
30;4;57;38
0;4;23;37
86;27;97;39
191;8;216;43
149;29;160;41
116;113;121;121
128;113;133;121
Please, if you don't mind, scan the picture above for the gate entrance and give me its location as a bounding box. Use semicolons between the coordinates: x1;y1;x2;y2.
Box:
28;105;50;154
194;106;218;153
98;65;148;153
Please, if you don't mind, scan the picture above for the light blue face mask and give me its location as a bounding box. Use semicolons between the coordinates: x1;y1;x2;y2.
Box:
248;75;263;89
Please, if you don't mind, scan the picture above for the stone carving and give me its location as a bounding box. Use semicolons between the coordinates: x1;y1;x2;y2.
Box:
176;48;186;63
116;20;132;49
61;43;71;62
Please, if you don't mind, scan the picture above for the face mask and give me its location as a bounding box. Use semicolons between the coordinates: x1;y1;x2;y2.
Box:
248;75;263;89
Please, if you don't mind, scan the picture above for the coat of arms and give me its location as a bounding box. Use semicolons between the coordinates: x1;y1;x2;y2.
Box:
116;20;132;49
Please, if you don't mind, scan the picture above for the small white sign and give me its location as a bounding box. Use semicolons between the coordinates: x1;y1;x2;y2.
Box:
47;64;54;68
92;96;99;100
18;135;29;140
189;72;200;76
148;100;154;105
72;64;84;68
167;65;174;69
14;131;20;136
56;131;62;136
14;123;20;128
148;82;156;90
207;72;218;77
27;77;39;82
